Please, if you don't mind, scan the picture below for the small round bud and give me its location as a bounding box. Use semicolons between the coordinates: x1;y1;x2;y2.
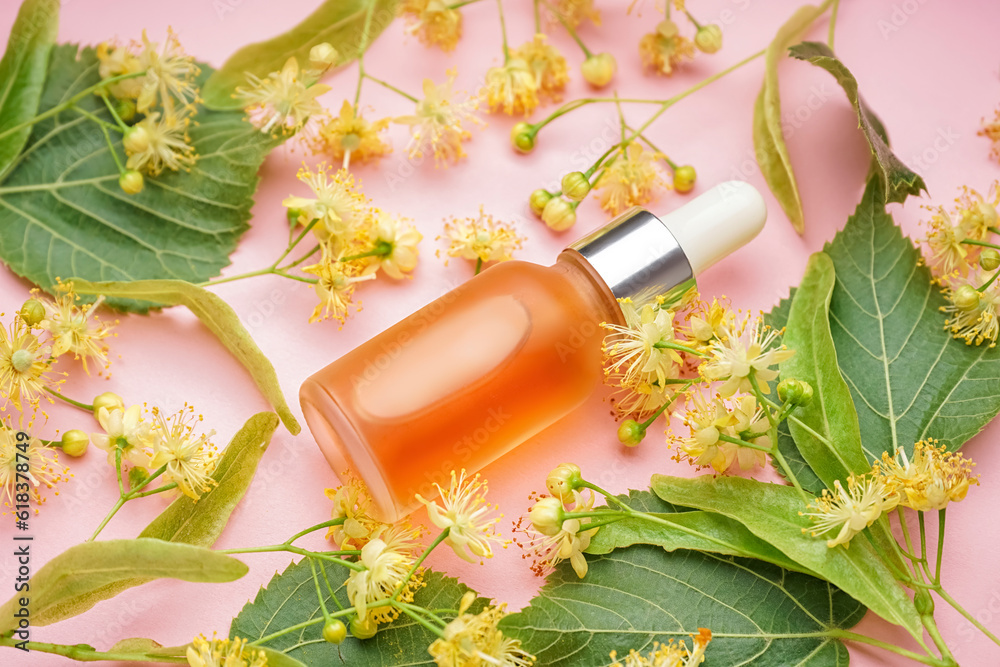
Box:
694;24;723;53
529;189;553;217
617;419;647;447
349;616;378;640
546;463;583;500
980;248;1000;271
115;98;137;122
529;496;565;536
672;165;697;194
777;378;801;404
309;42;339;67
953;284;981;312
560;172;592;202
322;619;348;644
511;122;536;153
128;466;149;489
60;430;89;457
93;391;125;417
119;170;144;195
19;299;46;327
656;19;679;38
914;589;935;616
11;349;35;373
580;53;617;88
541;197;576;232
123;126;150;154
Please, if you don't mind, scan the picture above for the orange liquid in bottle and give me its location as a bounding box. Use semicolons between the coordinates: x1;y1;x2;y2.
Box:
300;251;623;521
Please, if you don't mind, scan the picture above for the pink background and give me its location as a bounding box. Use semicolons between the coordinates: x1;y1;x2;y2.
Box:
2;0;1000;665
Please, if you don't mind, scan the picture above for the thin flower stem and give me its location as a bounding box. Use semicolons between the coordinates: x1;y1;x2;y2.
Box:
129;482;178;499
684;9;703;30
100;92;131;131
652;340;709;358
532;98;669;134
200;267;274;287
0;636;187;663
935;585;1000;647
771;442;809;501
127;464;168;496
284;244;321;269
578;481;633;512
447;0;484;8
614;93;626;145
827;629;950;667
73;106;121;133
88;496;126;542
273;269;318;285
95;118;127;174
274;219;319;267
352;0;378;106
583;143;619;179
717;432;773;452
364;73;419;102
397;601;450;627
44;386;94;412
284;517;347;545
398;605;447;637
921;613;957;665
539;0;592;56
827;0;841;49
393;529;449;600
934;508;945;583
747;373;777;428
960;238;1000;249
897;507;925;581
340;242;392;262
309;556;334;622
496;0;510;61
217;544;364;570
317;559;346;612
918;511;928;563
625;124;679;170
977;265;1000;293
475;257;484;275
115;448;125;497
533;0;541;32
640;380;694;429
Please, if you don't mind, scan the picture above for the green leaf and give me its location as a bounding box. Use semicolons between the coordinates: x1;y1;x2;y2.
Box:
823;177;1000;459
0;539;247;632
230;562;484;665
586;490;815;576
789;42;926;205
140;412;280;545
780;252;870;489
72;279;300;434
0;0;59;181
0;45;281;311
753;4;827;234
201;0;400;109
501;544;865;666
651;474;923;638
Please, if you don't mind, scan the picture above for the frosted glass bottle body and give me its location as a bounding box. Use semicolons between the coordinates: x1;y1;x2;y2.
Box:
300;251;622;521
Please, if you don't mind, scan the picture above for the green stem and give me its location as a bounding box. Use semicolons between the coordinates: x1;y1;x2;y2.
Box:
978;265;1000;293
129;482;178;499
960;238;1000;249
88;496;126;542
921;613;957;665
73;106;121;133
474;257;484;275
827;0;841;49
640;380;694;429
274;269;318;285
652;340;709;358
128;464;167;496
827;629;951;667
0;637;186;663
897;507;923;579
339;242;392;263
934;508;945;583
771;441;809;501
626;124;679;170
496;0;510;61
582;143;619;179
364;73;418;102
352;1;378;106
44;386;94;412
393;530;449;600
578;481;633;512
284;244;322;269
540;0;592;56
114;447;125;497
309;557;334;622
717;432;774;453
284;517;347;545
398;605;447;637
684;9;703;30
935;585;1000;647
95;117;126;174
533;0;541;32
317;559;346;612
100;92;130;131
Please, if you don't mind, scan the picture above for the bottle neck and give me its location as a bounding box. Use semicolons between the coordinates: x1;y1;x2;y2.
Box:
555;250;626;327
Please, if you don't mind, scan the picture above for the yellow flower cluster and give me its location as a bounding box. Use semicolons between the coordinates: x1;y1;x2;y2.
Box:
981;105;1000;163
395;70;483;166
186;635;267;667
518;464;598;579
429;592;534;667
402;0;463;51
594;144;669;216
1;423;70;509
237;45;336;136
439;207;525;268
610;629;712;667
675;392;770;473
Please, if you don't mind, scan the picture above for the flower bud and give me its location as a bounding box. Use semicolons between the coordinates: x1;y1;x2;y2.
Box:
322;619;347;644
511;122;536;153
529;189;553;217
529;496;565;536
349;615;378;640
115;98;137;122
695;24;723;53
286;207;306;226
93;391;125;417
119;170;144;195
980;248;1000;271
953;284;981;312
19;299;46;327
11;349;34;373
561;172;592;202
546;463;583;500
60;430;89;457
914;589;935;616
672;165;697;194
129;466;149;489
580;53;617;88
541;197;576;231
617;419;646;447
123;126;150;154
656;19;679;38
309;42;339;67
777;379;814;406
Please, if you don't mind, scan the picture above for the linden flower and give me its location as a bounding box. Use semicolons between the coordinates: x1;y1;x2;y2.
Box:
942;273;1000;347
347;526;421;625
1;428;68;508
148;405;218;500
237;56;331;135
513;34;569;102
401;0;463;51
639;24;696;76
682;298;734;352
125;111;196;175
674;392;769;473
440;207;524;266
395;70;483;166
923;208;973;278
135;28;201;120
0;318;57;411
548;0;601;27
524;490;598;578
980;106;1000;163
803;474;897;548
325;476;381;549
313;101;392;167
283;164;370;246
96;42;145;99
417;469;503;562
602;300;683;391
362;214;423;280
484;58;539;116
877;440;978;512
302;251;376;324
38;289;115;374
91;405;155;467
700;315;793;397
429;592;535;667
594;143;668;216
610;629;712;667
186;635;267;667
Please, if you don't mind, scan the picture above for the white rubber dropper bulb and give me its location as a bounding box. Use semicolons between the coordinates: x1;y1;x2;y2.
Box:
656;181;767;275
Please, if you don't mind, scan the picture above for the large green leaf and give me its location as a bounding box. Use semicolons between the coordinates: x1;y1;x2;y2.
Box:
140;412;280;545
780;252;870;489
501;544;865;666
72;279;300;434
230;562;484;665
0;0;58;181
0;539;247;632
651;475;923;639
201;0;400;109
824;178;1000;460
789;42;926;206
586;490;814;576
0;45;281;311
752;4;827;234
